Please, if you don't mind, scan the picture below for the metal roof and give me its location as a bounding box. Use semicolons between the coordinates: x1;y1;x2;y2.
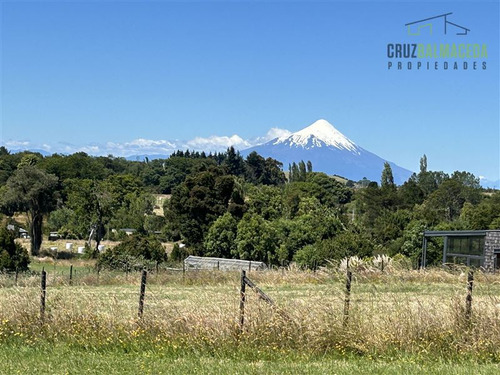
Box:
423;230;495;237
184;256;266;271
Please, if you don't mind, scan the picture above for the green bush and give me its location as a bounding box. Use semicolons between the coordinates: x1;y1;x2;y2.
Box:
391;253;413;270
97;234;167;271
39;249;79;260
293;244;322;269
293;232;373;269
0;227;30;272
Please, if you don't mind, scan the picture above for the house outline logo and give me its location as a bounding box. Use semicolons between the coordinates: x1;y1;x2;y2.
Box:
405;13;470;36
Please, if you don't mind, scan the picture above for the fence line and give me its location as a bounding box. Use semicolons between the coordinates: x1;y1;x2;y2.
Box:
0;265;487;331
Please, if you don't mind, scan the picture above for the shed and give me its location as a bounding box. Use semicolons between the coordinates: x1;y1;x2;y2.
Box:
120;228;136;236
7;225;29;239
184;256;266;271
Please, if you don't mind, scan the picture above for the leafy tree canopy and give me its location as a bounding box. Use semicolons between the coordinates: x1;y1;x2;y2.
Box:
0;166;58;254
97;234;166;271
0;227;30;272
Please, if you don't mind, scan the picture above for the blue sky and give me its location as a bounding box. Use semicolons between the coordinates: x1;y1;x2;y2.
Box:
1;1;499;181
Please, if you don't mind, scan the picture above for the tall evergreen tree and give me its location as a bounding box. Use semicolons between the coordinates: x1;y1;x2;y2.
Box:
381;162;395;189
420;154;428;174
291;162;299;183
298;161;307;182
306;160;313;173
222;146;245;176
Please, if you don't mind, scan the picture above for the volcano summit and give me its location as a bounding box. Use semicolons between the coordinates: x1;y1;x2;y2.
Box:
242;119;413;184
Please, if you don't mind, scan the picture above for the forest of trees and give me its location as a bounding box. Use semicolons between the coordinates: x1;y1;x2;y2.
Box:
1;145;499;269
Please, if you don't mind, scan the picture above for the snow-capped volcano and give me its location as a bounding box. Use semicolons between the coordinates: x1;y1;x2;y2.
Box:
242;119;413;184
273;119;359;153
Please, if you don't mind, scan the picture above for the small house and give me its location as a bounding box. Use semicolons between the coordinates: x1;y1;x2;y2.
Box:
121;228;136;236
423;230;500;271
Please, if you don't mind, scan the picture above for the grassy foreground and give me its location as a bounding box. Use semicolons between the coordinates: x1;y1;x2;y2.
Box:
0;344;499;375
1;267;500;373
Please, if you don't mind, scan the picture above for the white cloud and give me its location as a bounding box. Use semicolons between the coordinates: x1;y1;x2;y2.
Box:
0;126;292;157
103;139;178;156
63;145;76;153
185;135;251;152
250;127;292;146
127;139;177;148
4;140;31;148
264;127;292;141
79;146;101;154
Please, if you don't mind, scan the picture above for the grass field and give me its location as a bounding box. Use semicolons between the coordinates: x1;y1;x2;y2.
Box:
1;344;499;374
28;258;95;274
1;266;500;374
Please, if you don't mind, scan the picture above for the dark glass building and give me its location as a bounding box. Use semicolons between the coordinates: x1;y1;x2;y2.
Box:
423;230;500;271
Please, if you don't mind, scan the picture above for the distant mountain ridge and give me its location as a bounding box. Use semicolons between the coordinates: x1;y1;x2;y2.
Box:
242;119;413;185
9;149;52;157
7;119;497;188
480;178;500;189
125;154;171;161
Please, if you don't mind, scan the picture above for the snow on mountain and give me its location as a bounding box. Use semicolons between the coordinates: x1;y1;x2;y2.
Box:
273;119;359;153
242;119;413;185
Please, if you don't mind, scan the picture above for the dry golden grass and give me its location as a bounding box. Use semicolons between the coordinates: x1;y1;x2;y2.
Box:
0;267;500;360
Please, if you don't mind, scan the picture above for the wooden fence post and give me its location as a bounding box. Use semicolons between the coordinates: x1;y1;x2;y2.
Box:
69;265;73;285
465;270;474;322
241;271;291;323
138;269;148;319
343;265;352;327
239;270;246;333
40;269;47;322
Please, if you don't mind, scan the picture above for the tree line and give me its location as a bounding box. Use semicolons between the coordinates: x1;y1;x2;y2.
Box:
1;145;499;271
